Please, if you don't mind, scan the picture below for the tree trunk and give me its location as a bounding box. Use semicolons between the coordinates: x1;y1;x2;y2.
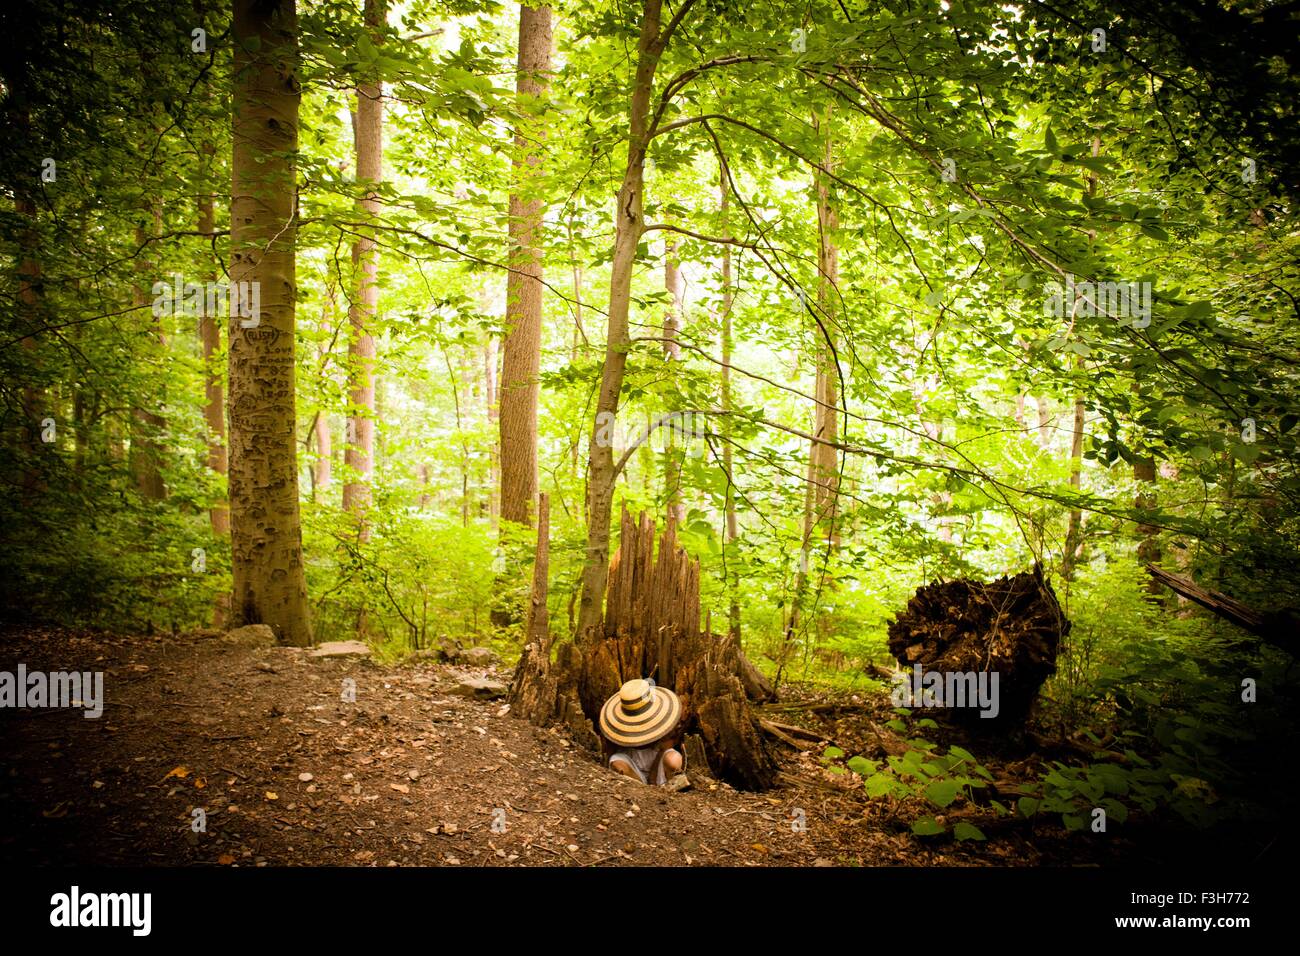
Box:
198;176;229;537
1035;395;1052;448
576;0;664;638
1062;139;1101;582
663;237;684;526
199;157;230;628
342;0;384;529
72;387;88;480
228;0;311;646
312;284;336;494
719;166;740;642
14;180;46;497
785;114;841;669
131;207;167;501
810;111;840;548
499;3;553;529
568;216;585;477
313;408;331;492
510;493;585;730
485;338;499;527
1134;454;1161;593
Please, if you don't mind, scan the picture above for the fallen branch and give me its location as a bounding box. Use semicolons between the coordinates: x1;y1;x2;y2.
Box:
759;719;804;750
760;699;866;714
776;770;855;794
1146;564;1297;654
761;718;824;741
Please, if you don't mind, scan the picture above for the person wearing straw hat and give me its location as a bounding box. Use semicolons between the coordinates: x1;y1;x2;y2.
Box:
599;677;686;786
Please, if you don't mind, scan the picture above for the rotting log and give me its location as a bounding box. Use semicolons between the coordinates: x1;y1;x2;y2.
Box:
886;564;1068;728
511;502;778;789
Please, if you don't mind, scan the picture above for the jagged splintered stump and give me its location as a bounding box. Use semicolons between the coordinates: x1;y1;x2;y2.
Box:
511;498;778;790
886;565;1069;728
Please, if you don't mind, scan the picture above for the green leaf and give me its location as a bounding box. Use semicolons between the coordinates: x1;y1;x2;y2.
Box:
925;779;961;808
911;816;945;836
847;756;876;776
1017;796;1040;817
864;773;899;798
1231;442;1262;464
821;745;844;761
953;821;986;841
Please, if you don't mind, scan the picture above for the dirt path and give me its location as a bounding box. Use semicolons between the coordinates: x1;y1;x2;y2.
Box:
1;626;1064;866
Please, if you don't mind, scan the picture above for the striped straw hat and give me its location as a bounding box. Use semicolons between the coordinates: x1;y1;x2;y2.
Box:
599;678;682;747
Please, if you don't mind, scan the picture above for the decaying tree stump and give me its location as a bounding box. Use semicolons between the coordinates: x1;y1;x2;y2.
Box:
511;500;778;789
886;565;1068;727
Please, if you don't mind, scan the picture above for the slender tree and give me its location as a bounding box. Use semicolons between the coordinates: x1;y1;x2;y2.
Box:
719;167;740;640
198;151;228;538
663;236;684;526
227;0;311;645
130;203;167;500
1062;138;1101;582
498;3;553;528
342;0;385;529
576;0;669;636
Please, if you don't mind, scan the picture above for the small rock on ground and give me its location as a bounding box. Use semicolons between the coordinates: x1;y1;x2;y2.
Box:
310;640;371;658
449;675;508;699
220;625;277;648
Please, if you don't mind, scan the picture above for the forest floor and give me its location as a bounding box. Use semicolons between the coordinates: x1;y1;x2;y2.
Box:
1;625;1151;867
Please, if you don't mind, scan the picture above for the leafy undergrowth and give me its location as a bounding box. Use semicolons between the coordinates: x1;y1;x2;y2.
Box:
762;681;1282;865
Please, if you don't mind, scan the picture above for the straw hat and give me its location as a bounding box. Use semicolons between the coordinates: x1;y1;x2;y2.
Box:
599;678;682;747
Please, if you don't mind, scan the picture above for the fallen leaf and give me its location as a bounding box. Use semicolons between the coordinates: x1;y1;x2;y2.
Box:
217;853;235;865
264;791;279;801
163;766;190;780
390;783;410;794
